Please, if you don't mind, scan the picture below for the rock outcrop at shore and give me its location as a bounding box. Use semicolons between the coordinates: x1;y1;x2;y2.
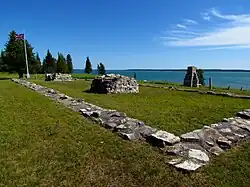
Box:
90;74;139;94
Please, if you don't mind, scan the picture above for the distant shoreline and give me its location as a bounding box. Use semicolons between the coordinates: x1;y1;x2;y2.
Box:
126;69;250;72
74;69;250;72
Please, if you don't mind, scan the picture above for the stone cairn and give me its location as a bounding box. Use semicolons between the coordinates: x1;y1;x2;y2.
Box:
12;78;250;172
45;73;73;81
184;66;200;87
90;74;139;94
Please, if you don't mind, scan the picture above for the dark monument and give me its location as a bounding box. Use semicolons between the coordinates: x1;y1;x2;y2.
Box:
183;66;200;87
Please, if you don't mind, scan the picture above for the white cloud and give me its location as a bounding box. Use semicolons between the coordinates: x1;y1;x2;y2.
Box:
184;19;198;24
201;12;211;21
163;8;250;50
176;24;187;29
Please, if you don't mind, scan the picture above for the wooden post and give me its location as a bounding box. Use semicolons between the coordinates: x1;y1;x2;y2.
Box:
209;77;212;90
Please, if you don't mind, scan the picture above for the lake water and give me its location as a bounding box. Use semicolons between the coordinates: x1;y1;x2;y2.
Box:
74;69;250;89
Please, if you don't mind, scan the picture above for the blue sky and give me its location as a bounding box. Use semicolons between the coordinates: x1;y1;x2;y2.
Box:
1;0;250;69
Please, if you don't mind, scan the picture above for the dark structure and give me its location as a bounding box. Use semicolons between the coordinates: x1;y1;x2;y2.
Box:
90;74;139;94
183;66;200;87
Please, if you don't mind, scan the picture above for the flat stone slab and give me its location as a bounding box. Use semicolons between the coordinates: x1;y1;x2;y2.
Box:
172;159;205;171
150;130;180;147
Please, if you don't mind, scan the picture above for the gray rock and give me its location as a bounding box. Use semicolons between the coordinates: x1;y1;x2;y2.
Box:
188;149;209;162
138;125;157;138
174;159;205;171
181;131;200;142
150;130;180;147
217;137;232;149
104;122;118;130
208;146;224;156
90;74;139;94
237;110;250;119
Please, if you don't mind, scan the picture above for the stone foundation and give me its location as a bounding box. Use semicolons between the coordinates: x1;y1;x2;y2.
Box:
90;74;139;94
45;73;73;81
12;79;250;172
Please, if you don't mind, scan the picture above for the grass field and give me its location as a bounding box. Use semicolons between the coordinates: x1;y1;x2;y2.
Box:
34;80;250;135
1;76;250;186
140;80;250;96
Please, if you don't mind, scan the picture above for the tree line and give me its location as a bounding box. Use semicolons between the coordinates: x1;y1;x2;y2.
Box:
0;31;74;78
0;30;107;78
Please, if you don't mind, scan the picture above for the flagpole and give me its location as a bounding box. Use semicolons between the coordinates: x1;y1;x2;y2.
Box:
23;33;30;79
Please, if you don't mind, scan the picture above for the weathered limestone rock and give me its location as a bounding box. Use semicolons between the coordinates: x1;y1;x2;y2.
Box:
183;66;200;87
149;130;180;147
45;73;72;81
172;159;205;171
90;74;139;94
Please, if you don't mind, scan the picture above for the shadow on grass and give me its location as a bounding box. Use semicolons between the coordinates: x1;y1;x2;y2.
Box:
0;77;11;80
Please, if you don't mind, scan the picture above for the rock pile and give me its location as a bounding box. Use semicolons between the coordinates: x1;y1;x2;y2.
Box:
166;114;250;171
45;73;73;81
12;78;250;172
90;74;139;94
184;66;200;87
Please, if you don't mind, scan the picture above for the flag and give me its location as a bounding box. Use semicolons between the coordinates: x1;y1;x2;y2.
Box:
16;34;24;40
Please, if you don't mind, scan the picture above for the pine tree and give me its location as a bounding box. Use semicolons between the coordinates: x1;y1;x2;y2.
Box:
30;52;42;74
98;62;106;75
66;54;73;74
2;30;36;78
84;56;92;74
56;53;67;73
97;64;100;74
44;50;56;73
42;59;46;74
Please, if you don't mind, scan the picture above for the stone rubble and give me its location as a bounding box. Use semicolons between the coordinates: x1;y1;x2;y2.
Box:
12;79;250;172
45;73;73;81
90;74;139;94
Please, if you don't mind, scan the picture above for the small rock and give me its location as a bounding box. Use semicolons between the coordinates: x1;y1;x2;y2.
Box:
237;111;250;119
168;158;183;165
181;131;200;142
174;160;204;171
119;131;138;140
150;130;180;147
208;146;224;156
188;149;209;162
104;122;118;130
217;137;232;149
219;128;232;133
138;125;157;138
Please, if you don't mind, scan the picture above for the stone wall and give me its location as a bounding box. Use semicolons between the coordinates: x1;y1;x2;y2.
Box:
45;73;73;81
12;79;250;172
184;66;200;87
90;74;139;94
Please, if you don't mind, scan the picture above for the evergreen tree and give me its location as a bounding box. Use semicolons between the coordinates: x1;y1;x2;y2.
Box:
30;52;42;74
2;30;36;78
44;50;56;73
66;54;73;73
56;53;68;73
84;56;92;74
42;58;46;74
197;69;205;86
98;62;106;75
97;64;100;74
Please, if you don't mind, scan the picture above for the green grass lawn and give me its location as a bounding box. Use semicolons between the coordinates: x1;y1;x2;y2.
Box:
1;78;250;186
140;80;250;96
34;80;250;135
